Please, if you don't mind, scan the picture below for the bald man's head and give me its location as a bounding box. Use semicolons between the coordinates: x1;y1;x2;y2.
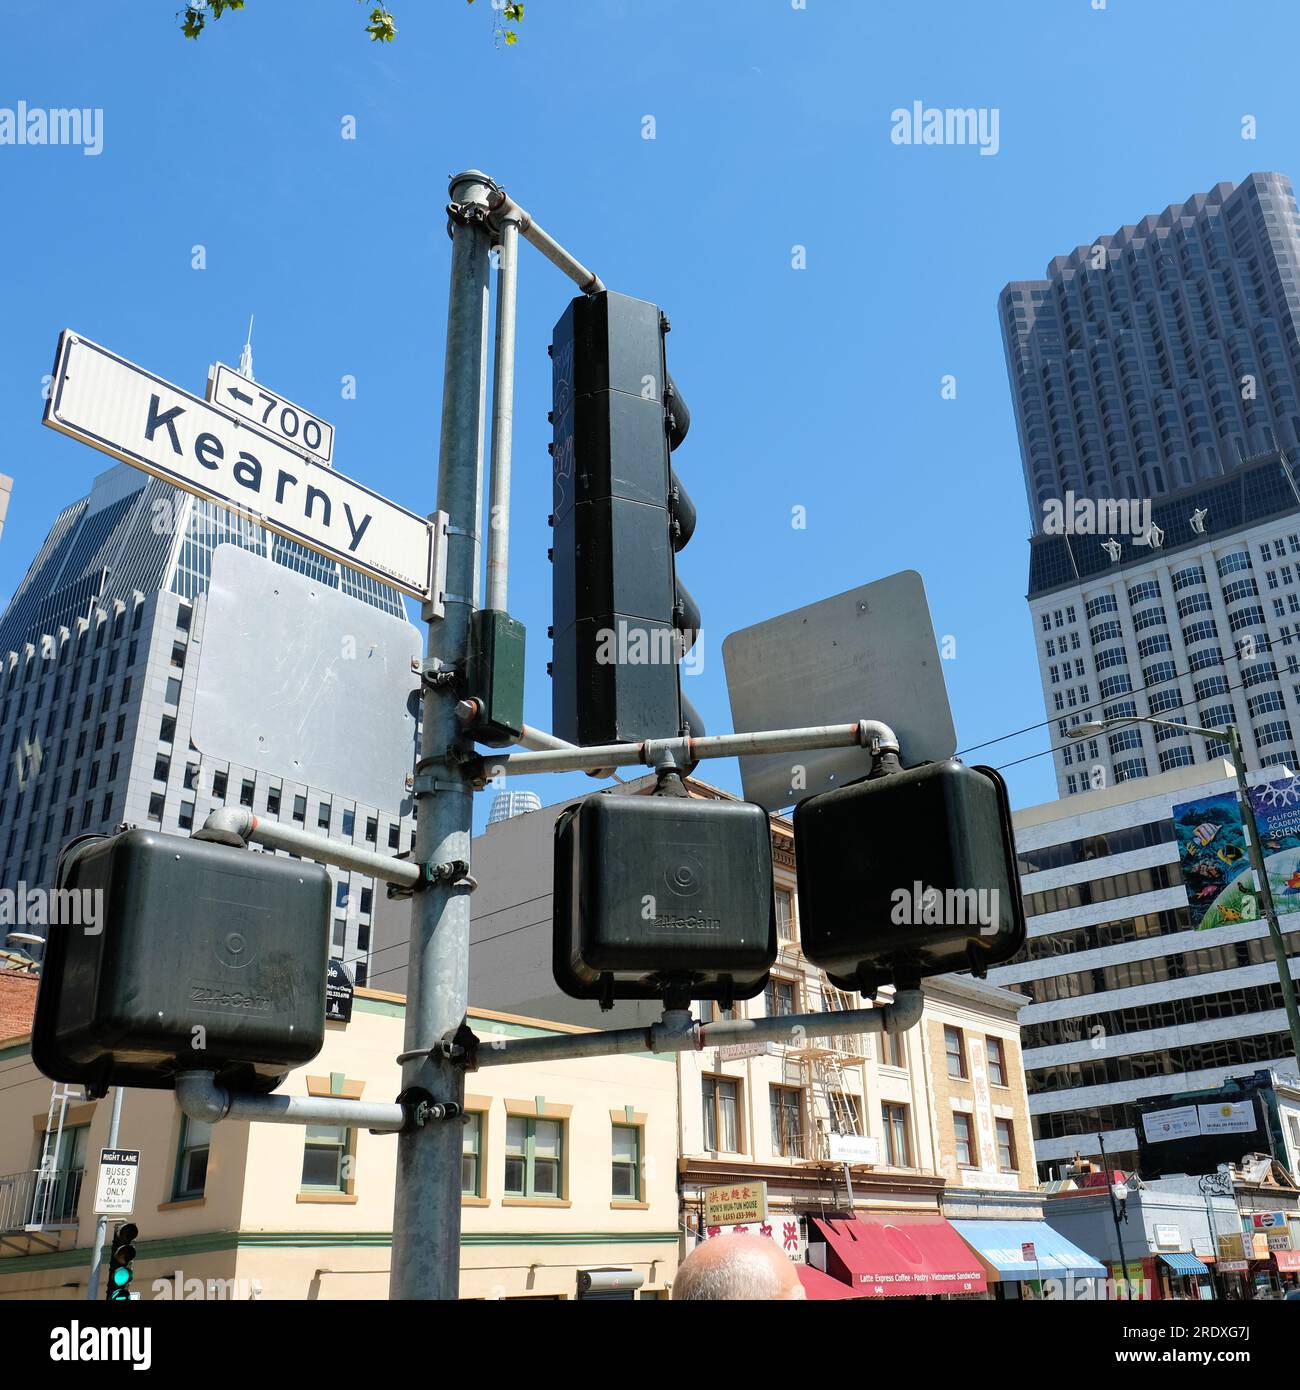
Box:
672;1234;807;1301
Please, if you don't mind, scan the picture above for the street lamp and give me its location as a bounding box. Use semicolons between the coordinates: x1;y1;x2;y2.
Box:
1068;714;1300;1066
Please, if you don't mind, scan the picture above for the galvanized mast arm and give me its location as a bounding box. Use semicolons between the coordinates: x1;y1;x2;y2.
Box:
456;991;925;1070
473;719;901;781
485;187;606;296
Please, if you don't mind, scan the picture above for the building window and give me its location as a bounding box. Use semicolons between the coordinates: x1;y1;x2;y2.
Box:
266;787;281;816
764;976;797;1017
986;1037;1007;1088
165;676;181;706
612;1124;641;1201
775;887;794;940
828;1090;861;1137
342;809;355;837
882;1103;910;1167
212;770;227;798
944;1026;967;1079
147;793;164;822
239;779;255;808
879;1028;905;1069
953;1112;976;1167
461;1113;483;1197
388;823;399;849
293;794;306;824
504;1116;564;1199
319;802;332;830
365;816;378;844
696;1000;736;1024
173;1116;211;1199
769;1085;804;1158
702;1076;741;1152
301;1124;350;1192
178;802;195;830
996;1118;1017;1172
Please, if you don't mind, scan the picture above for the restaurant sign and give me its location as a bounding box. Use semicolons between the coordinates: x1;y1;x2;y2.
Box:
703;1181;768;1228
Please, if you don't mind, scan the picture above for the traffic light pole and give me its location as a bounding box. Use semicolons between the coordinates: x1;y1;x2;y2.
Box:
85;1085;123;1301
390;171;493;1302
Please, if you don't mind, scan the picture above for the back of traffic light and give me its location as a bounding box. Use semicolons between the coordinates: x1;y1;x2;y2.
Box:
552;785;777;1010
793;754;1026;995
32;827;331;1097
106;1221;138;1301
548;290;702;747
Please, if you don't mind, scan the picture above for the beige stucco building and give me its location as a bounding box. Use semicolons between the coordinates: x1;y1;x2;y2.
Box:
0;976;679;1301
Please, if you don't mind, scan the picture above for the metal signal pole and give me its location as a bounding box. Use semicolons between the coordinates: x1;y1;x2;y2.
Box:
389;171;492;1301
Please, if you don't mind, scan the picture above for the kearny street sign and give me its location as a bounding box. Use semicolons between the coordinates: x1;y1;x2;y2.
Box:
44;332;433;600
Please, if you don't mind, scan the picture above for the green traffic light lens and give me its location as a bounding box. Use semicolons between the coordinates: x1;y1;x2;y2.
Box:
108;1288;130;1301
111;1266;132;1286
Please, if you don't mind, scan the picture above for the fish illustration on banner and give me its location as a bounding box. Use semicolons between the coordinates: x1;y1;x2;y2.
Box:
1172;773;1300;928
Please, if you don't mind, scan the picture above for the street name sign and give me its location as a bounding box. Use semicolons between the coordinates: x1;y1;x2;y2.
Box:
207;361;335;466
722;571;957;810
92;1149;140;1216
44;332;432;599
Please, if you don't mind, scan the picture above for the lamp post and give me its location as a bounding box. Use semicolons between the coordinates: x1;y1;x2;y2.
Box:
1069;715;1300;1065
1097;1131;1135;1300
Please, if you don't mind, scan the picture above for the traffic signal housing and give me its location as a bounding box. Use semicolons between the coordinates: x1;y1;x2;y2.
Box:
553;793;776;1009
106;1222;138;1301
793;760;1026;996
549;291;702;746
32;828;331;1096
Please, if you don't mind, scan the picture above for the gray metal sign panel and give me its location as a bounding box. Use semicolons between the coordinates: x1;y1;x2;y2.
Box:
721;570;956;810
191;544;422;811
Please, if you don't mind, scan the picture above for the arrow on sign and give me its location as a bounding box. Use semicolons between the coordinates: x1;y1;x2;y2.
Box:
227;385;254;406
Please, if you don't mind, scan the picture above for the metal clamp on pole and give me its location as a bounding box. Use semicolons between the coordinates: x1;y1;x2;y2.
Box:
388;1087;463;1136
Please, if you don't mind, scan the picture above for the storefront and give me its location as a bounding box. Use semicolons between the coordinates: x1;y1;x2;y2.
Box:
808;1213;987;1298
949;1218;1106;1300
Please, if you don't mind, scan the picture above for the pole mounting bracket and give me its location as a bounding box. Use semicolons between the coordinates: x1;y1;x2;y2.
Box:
386;1087;463;1135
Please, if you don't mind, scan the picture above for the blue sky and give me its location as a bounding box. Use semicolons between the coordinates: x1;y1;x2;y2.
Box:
2;0;1300;829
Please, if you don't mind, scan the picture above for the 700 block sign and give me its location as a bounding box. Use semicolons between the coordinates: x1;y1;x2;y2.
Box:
44;332;433;600
207;361;335;465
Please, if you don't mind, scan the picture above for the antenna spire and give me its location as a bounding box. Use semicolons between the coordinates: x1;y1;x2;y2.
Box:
237;315;255;380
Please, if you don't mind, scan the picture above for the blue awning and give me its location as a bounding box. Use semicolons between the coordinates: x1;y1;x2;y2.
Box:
1160;1252;1211;1277
950;1219;1107;1280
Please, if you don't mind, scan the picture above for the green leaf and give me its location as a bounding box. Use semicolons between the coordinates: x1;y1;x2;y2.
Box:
503;28;517;43
366;6;397;41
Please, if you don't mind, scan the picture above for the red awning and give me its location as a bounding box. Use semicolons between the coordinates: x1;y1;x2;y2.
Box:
796;1264;861;1300
812;1214;988;1297
1273;1250;1300;1273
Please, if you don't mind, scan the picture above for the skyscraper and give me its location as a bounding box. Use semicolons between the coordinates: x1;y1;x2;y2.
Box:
1001;173;1300;793
0;463;417;985
487;790;541;826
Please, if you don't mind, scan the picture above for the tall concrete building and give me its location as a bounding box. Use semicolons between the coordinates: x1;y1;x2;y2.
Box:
1001;173;1300;793
0;463;418;985
1000;760;1300;1181
487;789;541;825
